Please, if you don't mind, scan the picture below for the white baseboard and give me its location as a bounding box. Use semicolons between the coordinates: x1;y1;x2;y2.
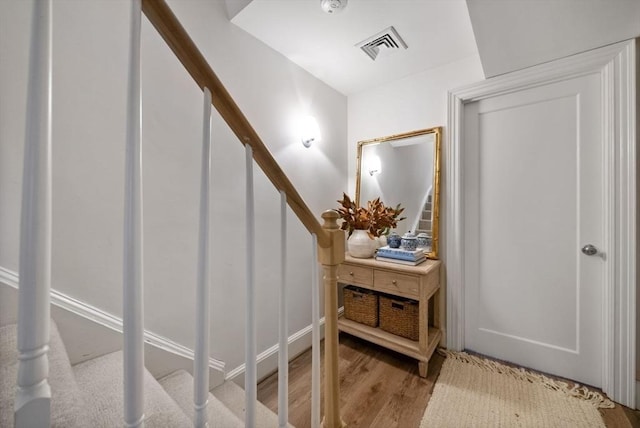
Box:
0;265;18;289
225;307;345;385
0;266;225;387
1;264;342;389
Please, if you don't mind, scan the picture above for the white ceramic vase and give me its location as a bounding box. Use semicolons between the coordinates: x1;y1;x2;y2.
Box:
348;229;378;258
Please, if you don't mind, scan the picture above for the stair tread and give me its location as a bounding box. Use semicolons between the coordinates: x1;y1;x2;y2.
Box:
73;350;191;427
0;322;91;428
159;370;243;427
213;380;295;428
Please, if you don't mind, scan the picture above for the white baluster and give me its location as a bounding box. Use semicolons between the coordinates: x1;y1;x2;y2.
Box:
123;0;144;426
278;191;288;428
245;144;257;428
311;234;320;428
194;88;213;428
15;0;52;426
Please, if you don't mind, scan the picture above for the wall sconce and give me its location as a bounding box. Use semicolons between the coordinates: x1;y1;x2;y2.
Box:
300;116;321;148
368;156;382;176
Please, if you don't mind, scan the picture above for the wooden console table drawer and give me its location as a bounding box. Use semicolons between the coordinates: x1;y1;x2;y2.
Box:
337;264;373;287
337;254;443;378
373;270;419;299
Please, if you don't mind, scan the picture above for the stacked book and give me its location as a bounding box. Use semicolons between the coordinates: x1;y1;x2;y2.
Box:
375;246;426;266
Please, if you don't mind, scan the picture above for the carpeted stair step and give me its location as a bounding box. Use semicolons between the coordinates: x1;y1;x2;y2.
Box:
73;350;191;427
212;380;295;428
0;322;91;427
419;219;431;230
159;369;243;427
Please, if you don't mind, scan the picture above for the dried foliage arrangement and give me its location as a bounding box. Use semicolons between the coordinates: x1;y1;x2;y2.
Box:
336;193;405;238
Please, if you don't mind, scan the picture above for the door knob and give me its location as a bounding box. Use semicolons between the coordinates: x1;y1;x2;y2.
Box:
581;244;598;256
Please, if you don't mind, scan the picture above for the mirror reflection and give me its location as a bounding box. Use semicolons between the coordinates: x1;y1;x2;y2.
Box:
356;127;441;259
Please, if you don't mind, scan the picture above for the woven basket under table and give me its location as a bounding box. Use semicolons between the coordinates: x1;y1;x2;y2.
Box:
379;294;419;341
343;286;379;327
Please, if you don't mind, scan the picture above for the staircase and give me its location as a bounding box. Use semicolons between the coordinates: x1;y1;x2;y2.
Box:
0;321;286;427
415;194;433;237
9;0;346;426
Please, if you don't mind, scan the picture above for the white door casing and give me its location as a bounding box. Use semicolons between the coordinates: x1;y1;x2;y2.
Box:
446;40;636;407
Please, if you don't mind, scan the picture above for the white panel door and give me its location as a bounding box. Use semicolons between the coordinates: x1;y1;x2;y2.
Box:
463;72;603;387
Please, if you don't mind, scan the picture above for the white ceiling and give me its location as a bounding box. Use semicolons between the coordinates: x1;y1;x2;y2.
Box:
230;0;479;96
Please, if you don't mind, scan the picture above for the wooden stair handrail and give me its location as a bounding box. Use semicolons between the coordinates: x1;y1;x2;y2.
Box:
141;0;331;248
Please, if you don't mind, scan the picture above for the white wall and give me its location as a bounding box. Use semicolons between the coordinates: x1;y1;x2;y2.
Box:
466;0;640;78
0;0;347;373
348;55;484;205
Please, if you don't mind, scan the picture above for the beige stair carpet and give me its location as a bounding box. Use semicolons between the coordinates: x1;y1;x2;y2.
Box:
0;322;91;428
159;369;243;427
422;350;613;428
73;350;192;427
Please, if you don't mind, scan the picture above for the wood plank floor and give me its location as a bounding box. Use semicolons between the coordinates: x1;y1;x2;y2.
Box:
257;334;640;428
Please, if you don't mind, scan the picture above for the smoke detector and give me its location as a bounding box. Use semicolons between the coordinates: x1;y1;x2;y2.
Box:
357;26;408;61
320;0;348;14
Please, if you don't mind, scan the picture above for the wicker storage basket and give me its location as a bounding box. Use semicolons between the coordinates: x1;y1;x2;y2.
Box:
379;295;419;340
343;286;379;327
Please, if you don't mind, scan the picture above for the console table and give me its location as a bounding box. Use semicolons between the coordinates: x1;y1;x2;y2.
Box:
337;254;443;377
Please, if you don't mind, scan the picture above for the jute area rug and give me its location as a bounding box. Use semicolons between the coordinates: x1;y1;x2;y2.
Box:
421;350;614;428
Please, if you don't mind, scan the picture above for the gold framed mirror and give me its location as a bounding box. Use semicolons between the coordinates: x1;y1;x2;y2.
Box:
355;126;442;259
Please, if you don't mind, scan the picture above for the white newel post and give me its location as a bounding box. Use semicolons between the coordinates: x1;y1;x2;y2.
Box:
194;88;213;428
278;191;289;428
245;145;257;428
123;0;145;426
15;0;52;426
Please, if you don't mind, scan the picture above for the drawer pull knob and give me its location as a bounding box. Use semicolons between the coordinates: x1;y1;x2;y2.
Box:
392;280;397;285
349;271;354;276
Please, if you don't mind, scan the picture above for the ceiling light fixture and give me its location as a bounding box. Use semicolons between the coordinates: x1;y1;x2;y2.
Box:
320;0;348;14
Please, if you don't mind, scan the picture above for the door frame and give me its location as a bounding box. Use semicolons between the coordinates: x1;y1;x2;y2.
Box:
445;39;636;407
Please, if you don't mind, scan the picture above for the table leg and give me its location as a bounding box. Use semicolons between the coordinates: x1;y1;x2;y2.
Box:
419;361;428;378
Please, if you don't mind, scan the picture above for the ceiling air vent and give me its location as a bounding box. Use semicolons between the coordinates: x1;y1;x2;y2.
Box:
357;26;407;61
